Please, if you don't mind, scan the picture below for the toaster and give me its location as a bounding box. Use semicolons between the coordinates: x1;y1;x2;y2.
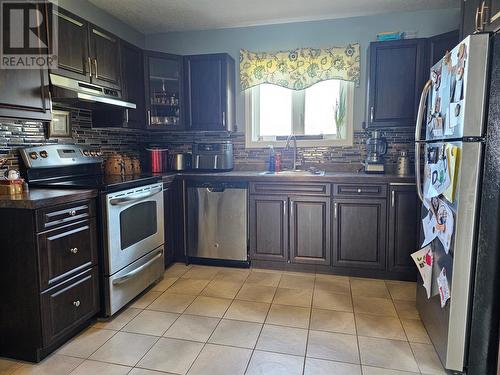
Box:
192;141;233;171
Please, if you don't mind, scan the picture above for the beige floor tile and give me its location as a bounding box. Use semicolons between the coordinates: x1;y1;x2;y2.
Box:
208;319;262;348
386;281;417;301
307;330;359;364
122;310;179;336
362;366;419;375
245;271;281;287
310;309;356;335
313;289;353;312
304;357;362;375
314;275;351;294
0;358;22;374
273;288;312;307
69;360;131;375
235;284;276;303
266;304;310;329
181;266;220;280
410;342;447;374
137;338;203;374
351;279;391;299
224;300;270;323
394;300;420;320
164;314;219;342
89;332;157;366
129;368;177;375
212;268;250;282
353;296;397;317
358;336;419;373
246;351;304;375
187;344;251;375
147;292;196;313
166;279;210;295
163;263;191;278
355;314;406;341
401;319;431;344
130;290;162;309
93;308;142;330
151;277;178;292
279;275;314;290
57;328;116;358
11;355;83;375
201;280;243;299
256;324;308;356
184;295;232;318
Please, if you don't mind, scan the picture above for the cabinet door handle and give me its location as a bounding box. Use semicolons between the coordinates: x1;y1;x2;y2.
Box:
222;111;226;128
290;200;294;217
370;106;374;123
334;202;338;219
283;200;287;218
480;1;489;28
87;57;92;77
147;110;151;125
69;247;78;254
93;58;98;78
391;191;395;207
69;210;77;217
475;6;481;32
73;300;81;307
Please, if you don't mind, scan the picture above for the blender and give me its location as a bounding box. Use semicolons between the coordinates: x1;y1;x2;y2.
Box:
364;130;388;174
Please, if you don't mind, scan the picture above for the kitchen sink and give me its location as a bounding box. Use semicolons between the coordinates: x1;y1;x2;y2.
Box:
260;169;325;176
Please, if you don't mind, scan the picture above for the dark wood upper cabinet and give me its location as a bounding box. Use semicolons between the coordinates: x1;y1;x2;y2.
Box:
290;196;331;265
53;8;91;82
429;30;460;66
332;198;387;270
144;51;184;130
121;42;145;129
387;184;419;277
461;0;482;38
184;53;235;131
88;26;121;90
485;0;500;32
366;38;428;129
461;0;500;37
249;195;289;262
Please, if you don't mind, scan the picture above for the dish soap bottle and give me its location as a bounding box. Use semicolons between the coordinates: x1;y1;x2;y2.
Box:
268;145;275;173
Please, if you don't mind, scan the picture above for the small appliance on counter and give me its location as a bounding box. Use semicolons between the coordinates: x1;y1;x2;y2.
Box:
145;147;169;173
192;141;233;171
396;150;411;176
169;152;192;171
364;130;387;174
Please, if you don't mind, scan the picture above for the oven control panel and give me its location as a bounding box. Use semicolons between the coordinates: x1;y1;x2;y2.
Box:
20;144;103;169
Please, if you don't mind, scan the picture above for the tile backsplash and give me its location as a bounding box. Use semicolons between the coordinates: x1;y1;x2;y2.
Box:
1;107;415;173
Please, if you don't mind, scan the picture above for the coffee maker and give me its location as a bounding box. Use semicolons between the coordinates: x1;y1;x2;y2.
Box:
364;130;388;174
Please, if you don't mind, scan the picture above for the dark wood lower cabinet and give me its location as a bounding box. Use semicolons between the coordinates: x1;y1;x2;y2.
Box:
249;194;288;261
332;198;387;270
388;184;420;277
290;196;331;265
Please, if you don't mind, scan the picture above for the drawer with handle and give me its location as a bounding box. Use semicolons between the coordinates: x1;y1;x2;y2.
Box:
36;200;96;232
40;267;99;347
250;182;331;196
333;183;387;198
37;219;98;290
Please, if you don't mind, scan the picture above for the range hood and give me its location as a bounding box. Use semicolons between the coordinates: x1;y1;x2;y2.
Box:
49;74;136;109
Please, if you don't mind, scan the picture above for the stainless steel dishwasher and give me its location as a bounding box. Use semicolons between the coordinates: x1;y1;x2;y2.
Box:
187;181;248;266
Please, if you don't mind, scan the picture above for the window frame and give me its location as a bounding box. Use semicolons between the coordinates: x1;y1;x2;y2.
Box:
245;80;354;148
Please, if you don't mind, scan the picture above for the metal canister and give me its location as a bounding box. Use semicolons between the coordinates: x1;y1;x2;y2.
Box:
397;150;411;176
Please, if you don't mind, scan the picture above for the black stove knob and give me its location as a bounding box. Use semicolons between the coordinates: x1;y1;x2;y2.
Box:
29;152;38;160
40;150;48;158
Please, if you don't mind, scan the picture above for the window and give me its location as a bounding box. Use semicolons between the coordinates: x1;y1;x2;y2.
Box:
246;80;354;148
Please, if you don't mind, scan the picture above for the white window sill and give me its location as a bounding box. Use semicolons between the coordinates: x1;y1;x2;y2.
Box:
245;136;353;149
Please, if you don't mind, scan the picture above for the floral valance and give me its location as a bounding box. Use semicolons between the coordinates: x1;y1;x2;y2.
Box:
240;44;360;91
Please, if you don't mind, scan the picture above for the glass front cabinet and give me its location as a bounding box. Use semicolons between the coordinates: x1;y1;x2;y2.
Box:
144;52;184;130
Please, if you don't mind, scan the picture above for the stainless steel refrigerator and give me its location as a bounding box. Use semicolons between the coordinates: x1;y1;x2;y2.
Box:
414;33;495;373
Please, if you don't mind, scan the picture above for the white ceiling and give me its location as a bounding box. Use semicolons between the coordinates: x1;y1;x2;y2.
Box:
88;0;459;34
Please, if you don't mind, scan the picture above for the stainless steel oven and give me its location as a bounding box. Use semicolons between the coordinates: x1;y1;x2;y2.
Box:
103;182;165;315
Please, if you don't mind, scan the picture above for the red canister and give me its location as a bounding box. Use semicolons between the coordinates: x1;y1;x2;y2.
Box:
146;148;169;173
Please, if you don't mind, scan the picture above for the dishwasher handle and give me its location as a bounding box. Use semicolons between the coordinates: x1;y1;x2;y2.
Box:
207;186;225;193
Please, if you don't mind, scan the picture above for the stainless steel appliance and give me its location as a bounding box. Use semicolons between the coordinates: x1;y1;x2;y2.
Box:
169;152;192;171
146;148;169;173
187;181;248;266
364;130;387;173
414;33;500;373
192;142;233;171
19;144;165;317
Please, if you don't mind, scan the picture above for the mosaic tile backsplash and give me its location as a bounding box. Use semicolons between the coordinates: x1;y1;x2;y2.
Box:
0;107;415;173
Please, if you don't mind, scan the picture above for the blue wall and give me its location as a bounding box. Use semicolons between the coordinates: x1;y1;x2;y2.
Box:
145;8;460;131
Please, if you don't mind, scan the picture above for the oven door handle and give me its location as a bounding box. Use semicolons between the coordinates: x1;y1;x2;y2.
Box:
112;251;163;285
109;187;163;206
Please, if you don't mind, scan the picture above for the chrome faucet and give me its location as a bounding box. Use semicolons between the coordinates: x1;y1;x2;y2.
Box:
285;134;298;171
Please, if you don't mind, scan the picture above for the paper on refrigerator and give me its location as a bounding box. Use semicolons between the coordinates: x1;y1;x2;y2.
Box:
411;245;434;299
436;198;454;254
437;267;451;308
443;144;460;203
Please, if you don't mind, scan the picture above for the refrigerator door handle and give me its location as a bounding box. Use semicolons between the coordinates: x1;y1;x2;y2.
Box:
415;79;433;204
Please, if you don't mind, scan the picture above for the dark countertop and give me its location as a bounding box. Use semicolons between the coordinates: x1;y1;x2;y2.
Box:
159;170;416;184
0;188;97;210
